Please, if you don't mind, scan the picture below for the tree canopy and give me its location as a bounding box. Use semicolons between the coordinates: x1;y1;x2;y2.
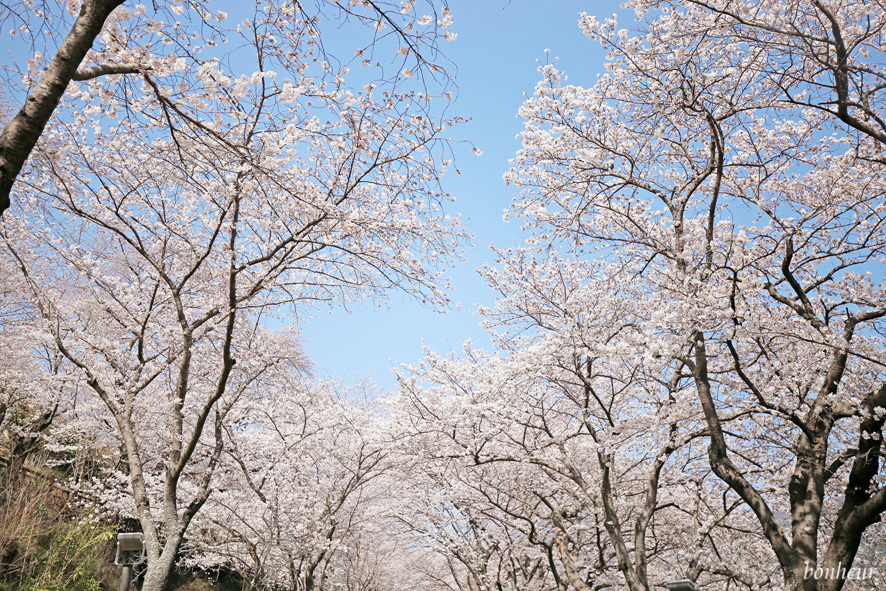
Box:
1;2;885;591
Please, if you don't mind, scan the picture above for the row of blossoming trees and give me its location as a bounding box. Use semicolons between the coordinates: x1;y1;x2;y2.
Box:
393;2;886;590
2;1;886;591
0;0;465;589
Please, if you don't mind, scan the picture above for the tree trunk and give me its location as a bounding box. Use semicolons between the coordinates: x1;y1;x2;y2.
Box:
140;536;182;591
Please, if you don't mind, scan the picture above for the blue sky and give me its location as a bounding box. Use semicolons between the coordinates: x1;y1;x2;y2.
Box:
302;0;626;390
0;0;627;391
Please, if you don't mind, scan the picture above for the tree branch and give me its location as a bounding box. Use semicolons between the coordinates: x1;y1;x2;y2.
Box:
71;63;147;81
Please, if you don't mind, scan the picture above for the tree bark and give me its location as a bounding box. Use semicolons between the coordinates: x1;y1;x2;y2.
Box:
140;538;181;591
818;384;886;591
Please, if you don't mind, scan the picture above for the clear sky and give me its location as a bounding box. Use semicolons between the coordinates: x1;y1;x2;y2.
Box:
0;0;627;392
302;0;627;390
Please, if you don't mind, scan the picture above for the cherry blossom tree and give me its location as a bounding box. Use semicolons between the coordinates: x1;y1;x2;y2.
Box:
0;0;454;215
622;0;886;149
386;426;558;591
0;272;84;485
185;379;390;591
0;3;463;589
328;523;452;591
0;0;127;214
504;6;886;590
0;349;62;485
394;332;773;591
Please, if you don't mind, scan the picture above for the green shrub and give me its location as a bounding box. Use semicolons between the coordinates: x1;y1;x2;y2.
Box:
15;514;113;591
0;467;114;591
